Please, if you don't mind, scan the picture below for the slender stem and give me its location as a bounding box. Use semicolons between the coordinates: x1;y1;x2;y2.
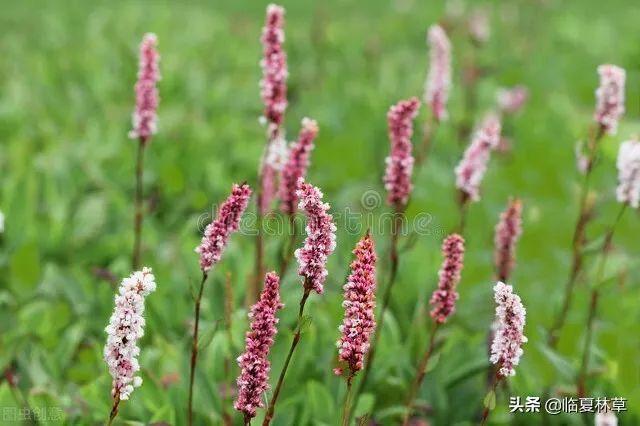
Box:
279;214;296;278
457;192;469;234
108;393;121;426
547;125;604;348
187;272;209;426
262;287;312;425
244;413;252;426
415;115;437;169
254;207;264;304
351;211;402;413
479;372;501;426
341;374;355;426
576;204;626;397
402;323;440;425
222;271;234;426
132;139;146;270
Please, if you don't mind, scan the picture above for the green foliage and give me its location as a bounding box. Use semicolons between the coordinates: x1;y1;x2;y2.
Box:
1;0;639;424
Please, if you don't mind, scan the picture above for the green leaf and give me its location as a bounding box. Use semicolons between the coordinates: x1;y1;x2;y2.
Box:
483;390;496;410
9;241;40;295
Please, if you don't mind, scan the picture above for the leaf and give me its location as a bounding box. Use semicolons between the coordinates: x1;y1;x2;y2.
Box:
353;393;374;420
483;390;496;410
305;380;335;422
9;241;40;295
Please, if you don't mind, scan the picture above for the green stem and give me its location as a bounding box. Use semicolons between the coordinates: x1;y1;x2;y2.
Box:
577;203;626;397
547;125;604;348
262;287;312;425
187;272;209;426
132;139;146;270
341;374;355;426
402;323;440;425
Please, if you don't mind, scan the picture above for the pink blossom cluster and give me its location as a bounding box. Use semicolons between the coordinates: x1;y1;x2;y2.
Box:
279;118;319;214
383;97;421;210
494;199;523;282
455;114;502;202
615;139;640;208
195;183;252;272
234;272;284;419
425;25;451;122
260;4;288;137
595;410;618;426
467;9;490;44
496;86;528;115
294;179;337;294
490;281;527;378
129;33;160;143
429;234;465;323
104;268;157;401
335;233;377;375
594;64;625;135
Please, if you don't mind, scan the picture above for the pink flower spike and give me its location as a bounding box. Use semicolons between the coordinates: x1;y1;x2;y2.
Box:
454;114;502;202
494;198;523;282
429;234;465;324
129;33;160;143
490;282;527;378
336;233;377;376
234;272;284;420
279;118;320;214
496;86;528;115
425;25;452;122
294;179;337;294
615;139;640;208
383;97;421;210
104;267;157;401
260;4;288;138
594;64;625;135
195;183;252;272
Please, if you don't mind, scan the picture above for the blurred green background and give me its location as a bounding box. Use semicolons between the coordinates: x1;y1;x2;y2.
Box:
1;0;639;424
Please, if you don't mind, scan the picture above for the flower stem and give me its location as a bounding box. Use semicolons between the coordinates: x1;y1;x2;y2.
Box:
132;138;146;270
577;203;626;397
352;211;402;414
279;214;297;278
341;374;355;426
187;272;209;426
222;271;234;426
547;125;604;348
457;191;469;234
402;323;440;425
108;393;121;426
415;115;438;169
479;372;501;426
262;287;312;425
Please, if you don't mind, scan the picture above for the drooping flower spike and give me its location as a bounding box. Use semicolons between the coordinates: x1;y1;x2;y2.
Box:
615;139;640;209
235;272;284;421
279;118;319;214
425;25;451;122
489;281;527;378
594;64;625;136
335;232;377;377
496;86;528;115
429;234;465;323
294;179;337;294
104;267;157;401
260;4;288;138
454;114;502;202
383;97;421;211
494;198;523;282
129;33;160;143
195;183;252;272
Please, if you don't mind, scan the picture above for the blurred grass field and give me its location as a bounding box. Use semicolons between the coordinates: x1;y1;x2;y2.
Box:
1;0;640;424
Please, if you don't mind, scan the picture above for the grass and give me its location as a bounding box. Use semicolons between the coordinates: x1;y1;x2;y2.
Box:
0;0;639;424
